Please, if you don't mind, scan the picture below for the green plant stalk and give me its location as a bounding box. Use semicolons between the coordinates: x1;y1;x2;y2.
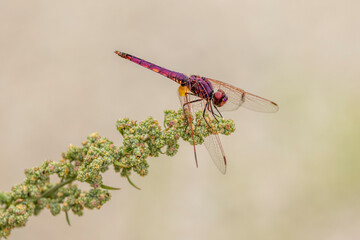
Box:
0;109;235;238
38;178;75;199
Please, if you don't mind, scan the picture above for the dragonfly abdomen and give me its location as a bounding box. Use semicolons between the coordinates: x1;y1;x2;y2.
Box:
115;51;188;85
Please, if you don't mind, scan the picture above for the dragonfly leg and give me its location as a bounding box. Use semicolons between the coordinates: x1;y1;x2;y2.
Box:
182;98;203;109
181;93;199;168
184;92;197;97
213;104;223;118
210;104;222;122
181;94;203;128
202;102;212;127
207;101;219;122
182;93;203;117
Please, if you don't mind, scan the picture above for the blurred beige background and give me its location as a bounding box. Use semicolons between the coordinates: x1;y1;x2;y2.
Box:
1;0;360;239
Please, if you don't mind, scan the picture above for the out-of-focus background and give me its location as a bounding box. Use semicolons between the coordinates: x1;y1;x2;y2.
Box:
1;0;359;239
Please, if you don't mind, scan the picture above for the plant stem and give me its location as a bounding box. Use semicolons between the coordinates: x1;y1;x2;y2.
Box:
38;177;75;199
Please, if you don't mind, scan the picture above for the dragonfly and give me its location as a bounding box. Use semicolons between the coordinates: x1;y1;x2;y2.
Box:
115;51;278;174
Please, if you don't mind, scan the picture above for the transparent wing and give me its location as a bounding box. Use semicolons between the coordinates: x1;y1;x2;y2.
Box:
207;78;279;113
179;92;199;168
203;133;227;174
179;93;227;174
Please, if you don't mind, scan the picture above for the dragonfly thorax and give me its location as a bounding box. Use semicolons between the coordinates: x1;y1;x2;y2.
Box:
187;75;228;107
188;75;214;100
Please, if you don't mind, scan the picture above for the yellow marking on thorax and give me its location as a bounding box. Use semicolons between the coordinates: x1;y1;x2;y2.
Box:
178;85;188;97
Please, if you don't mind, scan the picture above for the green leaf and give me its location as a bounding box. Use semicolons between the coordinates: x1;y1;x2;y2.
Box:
65;211;71;226
126;175;141;190
100;184;120;190
114;161;129;168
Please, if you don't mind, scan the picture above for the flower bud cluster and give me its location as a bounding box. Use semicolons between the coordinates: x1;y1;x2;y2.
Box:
164;109;235;146
0;109;235;238
74;133;118;186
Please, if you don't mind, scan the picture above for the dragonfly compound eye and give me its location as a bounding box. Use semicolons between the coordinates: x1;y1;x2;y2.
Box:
213;89;228;107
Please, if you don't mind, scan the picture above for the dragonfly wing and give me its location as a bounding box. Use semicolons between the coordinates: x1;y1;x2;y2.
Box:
179;93;227;174
203;134;227;174
178;92;200;168
241;92;279;112
207;78;279;113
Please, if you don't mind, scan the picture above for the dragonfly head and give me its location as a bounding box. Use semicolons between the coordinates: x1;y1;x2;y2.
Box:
213;89;228;107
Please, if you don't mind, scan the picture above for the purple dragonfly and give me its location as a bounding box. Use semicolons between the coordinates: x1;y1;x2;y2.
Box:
115;51;278;174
